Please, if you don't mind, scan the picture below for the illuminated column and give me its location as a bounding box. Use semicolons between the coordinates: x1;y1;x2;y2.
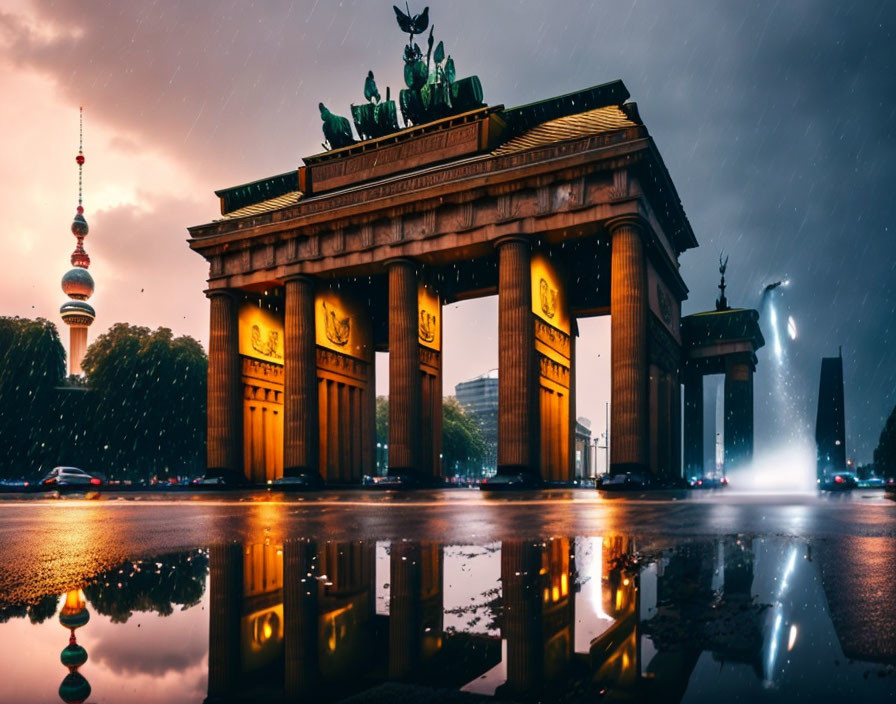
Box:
206;290;243;480
724;356;754;470
207;544;243;699
683;372;703;476
497;237;538;474
283;539;319;697
284;276;320;478
609;218;649;473
387;259;422;476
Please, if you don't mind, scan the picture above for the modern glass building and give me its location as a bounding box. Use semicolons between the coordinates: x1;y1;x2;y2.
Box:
455;370;499;475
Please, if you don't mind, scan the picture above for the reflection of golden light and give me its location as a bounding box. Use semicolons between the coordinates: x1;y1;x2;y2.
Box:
552;585;560;602
787;624;798;651
323;604;353;652
622;651;630;670
543;588;550;603
251;610;281;646
561;573;568;597
62;589;86;613
615;589;623;611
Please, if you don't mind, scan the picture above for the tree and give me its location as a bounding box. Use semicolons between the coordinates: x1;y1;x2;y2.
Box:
0;317;66;477
873;404;896;479
442;396;486;476
81;323;207;479
374;395;486;476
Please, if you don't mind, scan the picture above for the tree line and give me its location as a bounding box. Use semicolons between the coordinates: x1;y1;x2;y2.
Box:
0;317;206;481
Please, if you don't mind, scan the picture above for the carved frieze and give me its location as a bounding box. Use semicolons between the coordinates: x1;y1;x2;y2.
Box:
609;169;629;200
534;317;571;358
330;228;345;253
390;217;404;243
456;202;474;230
316;346;369;382
418;346;441;371
649;314;681;374
536;185;550;215
538;352;570;389
422;209;436;236
241;356;284;385
360;222;374;248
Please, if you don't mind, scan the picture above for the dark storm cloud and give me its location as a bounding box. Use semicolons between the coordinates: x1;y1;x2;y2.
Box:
3;0;893;458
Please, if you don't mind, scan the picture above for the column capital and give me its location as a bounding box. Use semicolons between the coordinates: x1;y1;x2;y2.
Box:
605;214;648;236
493;234;530;250
283;273;315;285
204;287;238;301
383;256;417;269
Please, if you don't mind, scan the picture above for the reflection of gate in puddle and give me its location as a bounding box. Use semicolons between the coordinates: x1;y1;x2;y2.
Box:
201;535;896;702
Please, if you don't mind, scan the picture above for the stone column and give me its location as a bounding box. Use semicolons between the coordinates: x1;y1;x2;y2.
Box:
283;276;320;479
724;356;754;471
387;260;422;476
389;541;423;679
206;290;242;481
497;237;538;475
283;539;319;698
500;540;544;694
609;218;649;474
207;544;243;699
683;372;703;476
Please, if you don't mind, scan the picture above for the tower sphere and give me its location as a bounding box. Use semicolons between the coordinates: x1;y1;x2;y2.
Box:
60;300;96;327
71;212;88;237
61;268;94;300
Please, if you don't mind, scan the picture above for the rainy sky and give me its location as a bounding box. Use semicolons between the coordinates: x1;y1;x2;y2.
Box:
0;0;893;462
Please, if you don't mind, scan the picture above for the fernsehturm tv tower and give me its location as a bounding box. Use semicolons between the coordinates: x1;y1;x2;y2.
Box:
59;108;96;376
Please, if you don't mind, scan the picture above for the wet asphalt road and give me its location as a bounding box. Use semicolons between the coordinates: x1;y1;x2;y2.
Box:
0;488;893;605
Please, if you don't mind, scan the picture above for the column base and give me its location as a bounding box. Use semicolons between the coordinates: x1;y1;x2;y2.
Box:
483;466;543;490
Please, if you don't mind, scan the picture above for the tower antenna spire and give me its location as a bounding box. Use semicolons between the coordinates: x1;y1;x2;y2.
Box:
77;106;84;210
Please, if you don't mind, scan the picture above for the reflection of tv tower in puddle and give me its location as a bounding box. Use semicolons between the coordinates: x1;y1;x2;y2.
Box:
58;589;91;704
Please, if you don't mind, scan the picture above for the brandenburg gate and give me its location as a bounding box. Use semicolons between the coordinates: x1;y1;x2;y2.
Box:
188;8;701;486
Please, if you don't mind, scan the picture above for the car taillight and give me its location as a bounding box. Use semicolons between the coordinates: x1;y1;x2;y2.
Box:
44;477;56;485
721;477;728;484
90;478;101;485
697;480;703;486
834;475;843;484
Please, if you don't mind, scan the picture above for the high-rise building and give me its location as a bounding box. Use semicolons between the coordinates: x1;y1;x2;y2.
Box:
455;370;498;474
60;109;96;376
816;351;846;478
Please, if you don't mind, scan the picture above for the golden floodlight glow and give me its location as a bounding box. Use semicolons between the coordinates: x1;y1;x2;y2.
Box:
238;303;284;363
530;252;570;334
314;290;372;360
417;283;441;351
62;589;86;613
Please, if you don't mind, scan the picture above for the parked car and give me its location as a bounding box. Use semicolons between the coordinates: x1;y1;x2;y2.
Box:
480;472;543;491
39;466;102;488
597;472;651;491
857;476;886;489
819;472;858;491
